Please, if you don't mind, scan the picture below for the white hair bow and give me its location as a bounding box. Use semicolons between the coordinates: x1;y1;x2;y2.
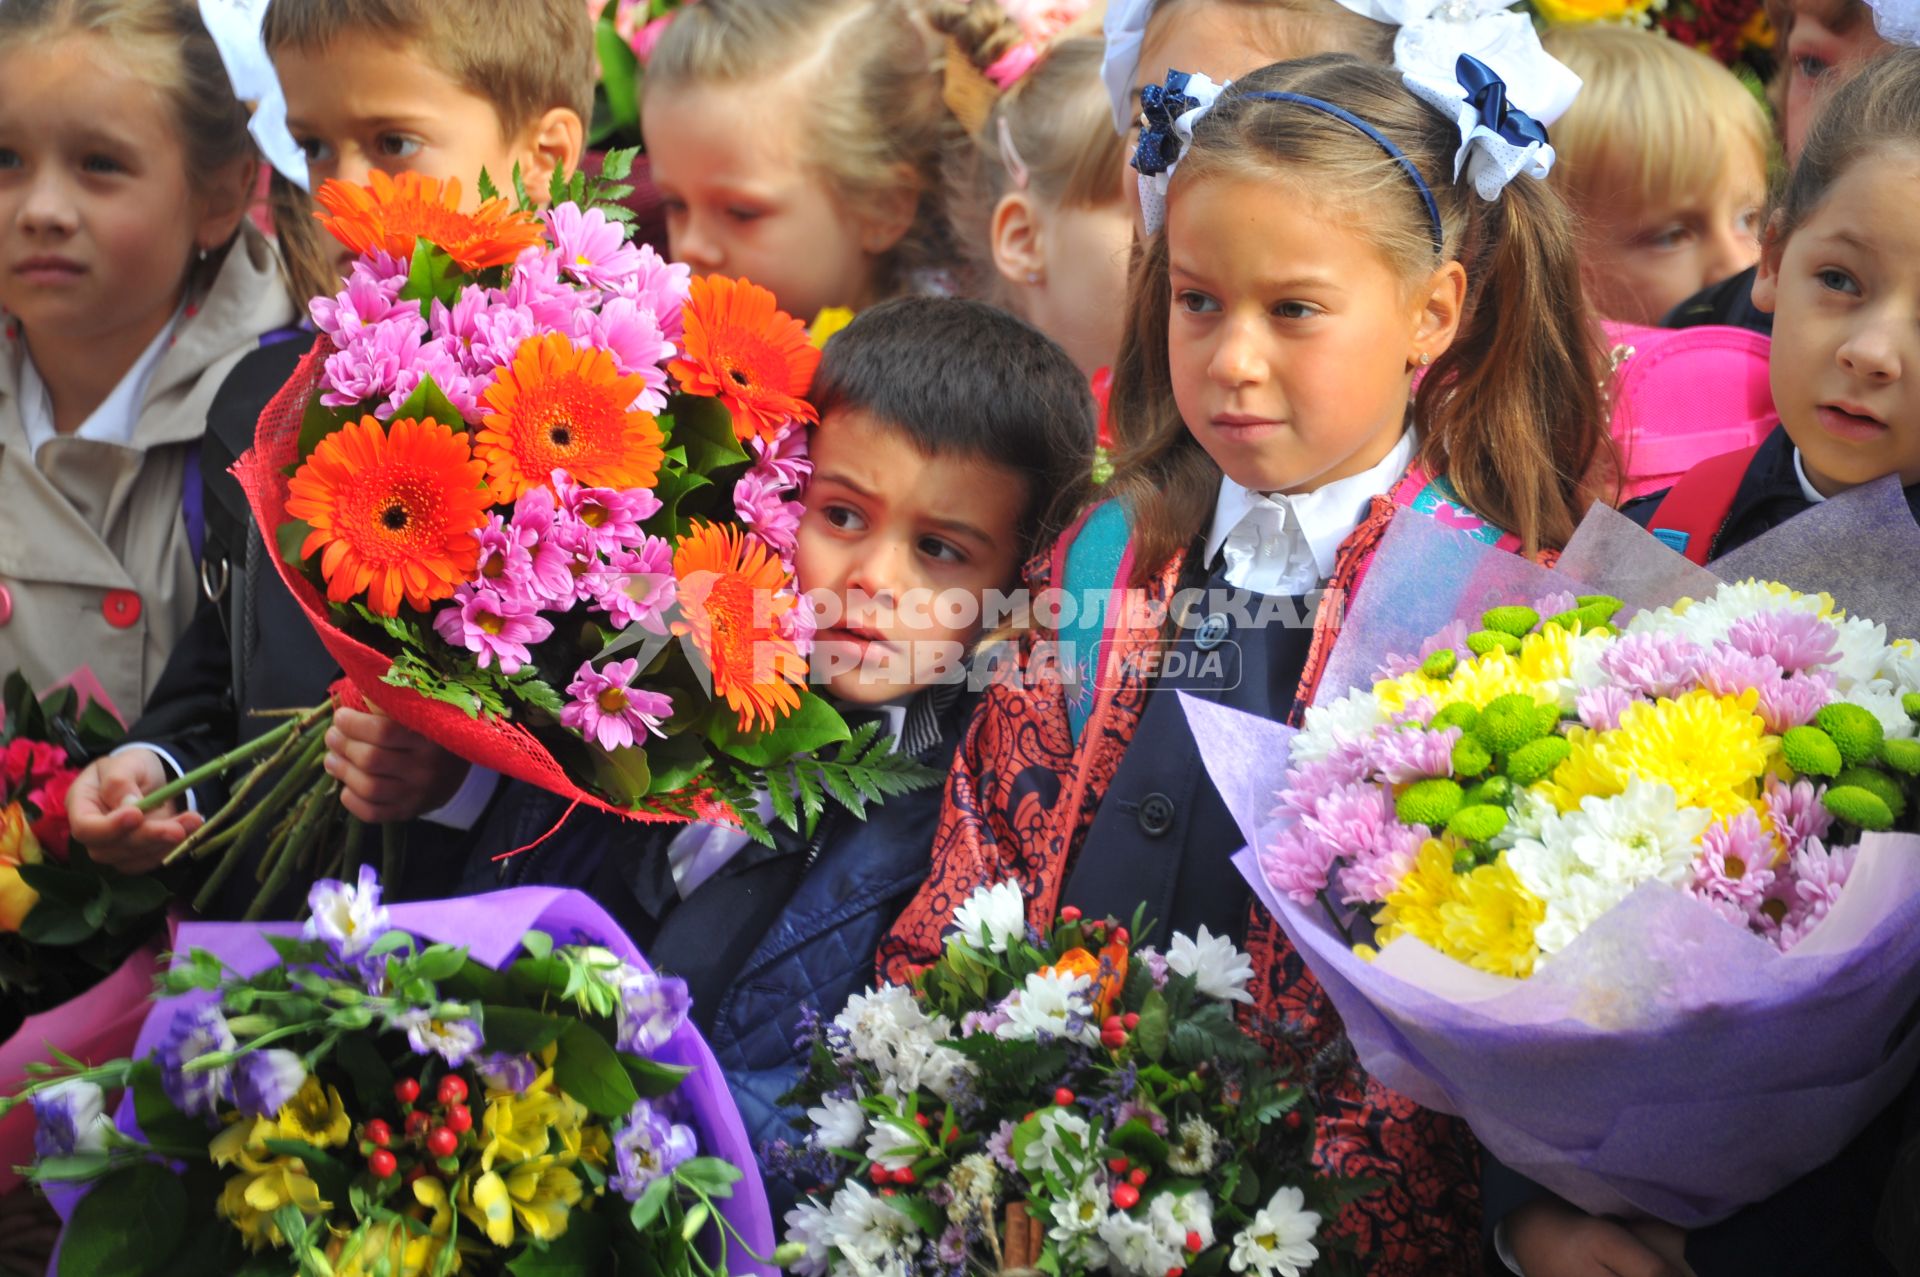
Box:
199;0;310;188
1864;0;1920;47
1101;0;1157;134
1132;70;1230;233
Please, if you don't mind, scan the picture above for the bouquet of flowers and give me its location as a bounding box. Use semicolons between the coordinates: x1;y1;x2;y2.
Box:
4;869;777;1276
775;881;1360;1277
1183;489;1920;1225
585;0;684;148
146;162;934;916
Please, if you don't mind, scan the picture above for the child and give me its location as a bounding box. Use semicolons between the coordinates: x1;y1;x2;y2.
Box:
0;0;295;719
68;0;591;893
639;0;954;322
467;298;1097;1191
883;52;1609;1274
1497;49;1920;1277
1542;25;1771;327
937;8;1133;379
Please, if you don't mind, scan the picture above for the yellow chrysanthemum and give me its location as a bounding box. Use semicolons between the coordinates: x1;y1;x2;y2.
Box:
275;1076;352;1148
1515;624;1580;685
1541;689;1774;821
1373;841;1545;978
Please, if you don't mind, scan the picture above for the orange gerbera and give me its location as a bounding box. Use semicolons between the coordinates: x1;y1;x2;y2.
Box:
475;333;666;502
667;276;820;443
286;416;491;617
313;171;543;273
672;521;804;732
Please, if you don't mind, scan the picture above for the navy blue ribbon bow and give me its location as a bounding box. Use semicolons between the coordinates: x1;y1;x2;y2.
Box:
1133;70;1199;177
1455;54;1549;151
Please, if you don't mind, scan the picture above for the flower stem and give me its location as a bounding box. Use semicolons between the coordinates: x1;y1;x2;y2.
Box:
137;702;330;814
189;730;331;912
244;776;337;921
381;822;408;890
161;705;332;867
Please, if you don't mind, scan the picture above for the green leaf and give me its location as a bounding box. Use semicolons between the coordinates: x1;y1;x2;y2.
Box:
601;147;638;183
624;1053;695;1099
261;934;327;966
627;1174;675;1233
1135;988;1170;1063
519;929;554;960
479;1005;569;1055
594;22;641;138
664;395;750;474
585;742;653;806
551;1021;640;1118
296;394;358;462
506;669;566;717
334;1033;395;1112
710;691;849;767
477;167;501;203
398;239;465;310
407;944;470;983
509;1207;611;1274
886;1193;942;1236
59;1160;187;1277
641;732;713;797
276;518;315;570
672;1156;741;1198
1110;1118;1170;1166
390;372;466;432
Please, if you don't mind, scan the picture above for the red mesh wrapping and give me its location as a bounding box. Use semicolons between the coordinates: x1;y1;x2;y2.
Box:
235;337;702;825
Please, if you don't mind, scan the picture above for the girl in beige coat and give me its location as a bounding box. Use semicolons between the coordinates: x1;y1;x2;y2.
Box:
0;0;297;719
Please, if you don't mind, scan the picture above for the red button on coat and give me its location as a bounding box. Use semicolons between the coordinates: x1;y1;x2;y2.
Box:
103;589;142;629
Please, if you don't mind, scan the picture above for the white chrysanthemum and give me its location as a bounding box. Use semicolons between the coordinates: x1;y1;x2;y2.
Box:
949;878;1029;954
1050;1174;1111;1245
1290;688;1388;764
1882;638;1920;689
833;984;954;1082
1636;580;1826;648
917;1044;978;1102
1018;1106;1093;1179
1102;1209;1185;1277
1840;681;1919;740
864;1113;921;1171
1827;614;1896;690
1166;1116;1221;1175
1150;1189;1216;1252
1492;788;1559;851
996;968;1099;1045
782;1198;836;1277
1230;1186;1321;1277
1165;926;1254;1003
1565;628;1615;695
806;1093;868;1153
825;1182;921;1269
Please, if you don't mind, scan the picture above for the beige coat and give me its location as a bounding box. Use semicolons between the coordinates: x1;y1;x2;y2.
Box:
0;224;297;719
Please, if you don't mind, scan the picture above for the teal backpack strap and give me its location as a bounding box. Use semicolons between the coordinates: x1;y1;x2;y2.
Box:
1055;500;1133;745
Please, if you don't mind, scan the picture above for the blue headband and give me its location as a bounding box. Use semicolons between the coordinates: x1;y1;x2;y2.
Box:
1243;91;1446;255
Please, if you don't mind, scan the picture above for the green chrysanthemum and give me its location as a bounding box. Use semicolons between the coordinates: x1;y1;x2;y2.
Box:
1814;703;1885;767
1506;735;1572;786
1481;606;1539;638
1397;777;1465;827
1781;725;1843;778
1824;784;1895;832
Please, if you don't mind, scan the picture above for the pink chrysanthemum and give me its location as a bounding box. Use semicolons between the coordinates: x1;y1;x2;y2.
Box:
506;484;580;606
609;243;692;343
1764;775;1833;856
780;587;817;658
1273;748;1372;822
1689;809;1777;910
562;657;672;751
593;537;676;634
1376;620;1471;679
381;337;477;421
1727;609;1840;675
1301;781;1392;865
467;300;540;375
555;469;658;555
1337;819;1424;905
732;468;804;557
1599;631;1705;700
1263;824;1339;905
500;245;583;330
751;422;813;489
1754;669;1835;733
431;585;553;673
545;203;645;290
1767;839;1858;951
1364;725;1461;785
321;311;427;407
1697;644;1779;696
310;262;406;340
471;513;538;601
1576;685;1637;732
574;296;674;412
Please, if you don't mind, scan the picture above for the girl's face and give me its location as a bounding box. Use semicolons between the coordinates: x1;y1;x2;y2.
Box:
1166;173;1448;494
644;73;897;321
1578;154;1767;326
0;36;233;354
1781;0;1891;163
1752;151;1920;493
1022;197;1135;377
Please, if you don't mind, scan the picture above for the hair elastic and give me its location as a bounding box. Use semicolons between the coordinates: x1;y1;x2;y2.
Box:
1244;91;1445;255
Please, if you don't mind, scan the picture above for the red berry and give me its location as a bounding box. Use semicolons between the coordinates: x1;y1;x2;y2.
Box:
1128;1167;1148;1186
1186;1231;1204;1252
364;1120;393;1148
445;1104;473;1134
913;1112;931;1128
1101;1029;1128;1050
404;1111;431;1138
393;1078;421;1105
425;1127;458;1158
1108;1156;1130;1174
1053;1088;1075;1107
944;1127;959;1143
436;1075;468;1106
1167;1269;1185;1277
880;1187;897;1197
1111;927;1129;946
1059;906;1082;922
1103;1014;1124;1030
1284;1111;1303;1130
1123;1013;1140;1029
870;1164;889;1185
368;1149;397;1179
1111;1183;1141;1210
895;1168;917;1185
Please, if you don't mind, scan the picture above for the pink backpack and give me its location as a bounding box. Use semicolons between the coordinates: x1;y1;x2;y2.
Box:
1603;320;1777;499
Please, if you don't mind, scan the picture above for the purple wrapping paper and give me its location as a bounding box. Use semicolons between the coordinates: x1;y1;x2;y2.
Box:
54;887;776;1275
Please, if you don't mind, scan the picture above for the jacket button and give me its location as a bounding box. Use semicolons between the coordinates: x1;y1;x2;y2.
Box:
0;585;10;626
1195;612;1230;651
102;589;142;629
1138;792;1175;837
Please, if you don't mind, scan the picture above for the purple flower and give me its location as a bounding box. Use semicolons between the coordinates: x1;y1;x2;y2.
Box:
508;486;580;604
500;245;584;329
1756;670;1835;734
1337;819;1424;904
432;584;554;674
1727;610;1839;675
985;1119;1019;1172
959;1007;1011;1036
321;310;428;407
1376;619;1471;679
477;1052;540;1095
381;336;478;421
158;1003;237;1119
556;469;658;553
303;864;391;964
1302;781;1392;858
231;1049;309;1117
574;296;674;412
1273;748;1372;822
393;1009;482;1067
1262;824;1339;905
607;243;692;342
31;1080;110;1159
1764;776;1833;856
615;969;691;1054
593;538;676;634
751;421;813;489
780;588;817;658
546;203;646;289
1138;946;1170;988
310;264;407;340
470;513;538;602
1697;644;1779;697
1599;632;1704;700
1576;685;1637;732
1364;725;1460;785
563;658;673;751
610;1098;697;1200
1689;810;1777;913
733;468;804;556
1769;839;1859;951
467;299;540;374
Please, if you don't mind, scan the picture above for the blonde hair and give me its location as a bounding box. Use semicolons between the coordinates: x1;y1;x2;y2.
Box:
647;0;954;302
1542;25;1773;216
937;26;1127;303
262;0;595;133
1142;0;1395;73
1108;56;1608;571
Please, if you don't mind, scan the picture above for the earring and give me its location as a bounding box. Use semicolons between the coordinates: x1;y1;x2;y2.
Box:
1025;271;1042;285
196;246;210;264
1417;352;1432;367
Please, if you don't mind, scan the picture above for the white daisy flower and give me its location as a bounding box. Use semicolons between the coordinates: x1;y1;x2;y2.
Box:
1165;926;1255;1003
1229;1186;1321;1277
949;878;1029;954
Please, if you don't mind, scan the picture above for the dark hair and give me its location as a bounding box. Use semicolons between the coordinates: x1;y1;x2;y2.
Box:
1775;45;1920;242
1108;55;1609;576
811;296;1096;559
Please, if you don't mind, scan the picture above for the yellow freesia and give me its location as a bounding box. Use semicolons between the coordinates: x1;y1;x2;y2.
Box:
0;803;43;932
276;1076;352;1148
218;1157;329;1248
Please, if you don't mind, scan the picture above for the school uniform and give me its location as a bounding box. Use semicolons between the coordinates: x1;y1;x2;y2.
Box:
1661;263;1773;336
0;224;296;717
885;433;1489;1276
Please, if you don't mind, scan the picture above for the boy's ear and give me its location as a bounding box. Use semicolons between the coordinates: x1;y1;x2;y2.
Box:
856;165;921;257
518;107;586;195
989;192;1045;289
1410;259;1468;365
1750;209;1788;315
193;155;259;257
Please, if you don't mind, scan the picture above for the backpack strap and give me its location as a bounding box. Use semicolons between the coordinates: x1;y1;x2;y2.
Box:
1387;465;1524;552
182;439;205;563
1053;500;1133;745
1647;445;1761;565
